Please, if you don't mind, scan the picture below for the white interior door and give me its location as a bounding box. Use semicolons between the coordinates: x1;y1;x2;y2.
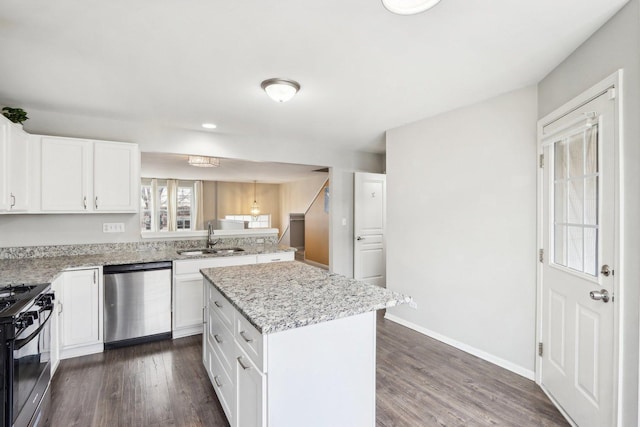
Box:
354;172;386;286
539;88;617;427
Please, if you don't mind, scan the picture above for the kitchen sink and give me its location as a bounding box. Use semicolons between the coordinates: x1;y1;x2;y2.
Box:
177;247;245;256
212;247;245;254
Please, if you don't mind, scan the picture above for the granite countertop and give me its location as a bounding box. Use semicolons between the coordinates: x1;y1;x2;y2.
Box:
201;261;411;334
0;245;294;286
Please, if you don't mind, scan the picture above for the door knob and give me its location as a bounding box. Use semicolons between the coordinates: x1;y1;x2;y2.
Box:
356;236;365;241
589;289;610;303
600;265;612;277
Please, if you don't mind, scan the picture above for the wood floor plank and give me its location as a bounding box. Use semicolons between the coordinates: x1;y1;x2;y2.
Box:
48;318;568;427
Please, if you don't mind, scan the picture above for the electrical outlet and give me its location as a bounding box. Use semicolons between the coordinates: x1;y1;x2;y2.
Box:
341;218;347;226
103;223;125;233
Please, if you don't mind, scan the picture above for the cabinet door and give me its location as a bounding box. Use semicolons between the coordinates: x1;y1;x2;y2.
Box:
236;351;265;427
61;269;100;348
93;141;138;212
0;120;8;211
174;275;204;331
256;252;295;263
50;276;62;376
41;137;91;211
7;124;29;211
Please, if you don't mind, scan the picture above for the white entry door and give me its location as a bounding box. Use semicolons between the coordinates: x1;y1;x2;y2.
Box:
539;86;617;426
354;172;386;287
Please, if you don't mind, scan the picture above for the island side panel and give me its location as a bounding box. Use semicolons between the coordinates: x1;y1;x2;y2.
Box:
266;311;376;427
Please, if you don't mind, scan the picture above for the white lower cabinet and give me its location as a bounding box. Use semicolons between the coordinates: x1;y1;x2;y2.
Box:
236;349;265;427
50;275;63;377
57;267;104;359
203;278;377;427
173;253;288;338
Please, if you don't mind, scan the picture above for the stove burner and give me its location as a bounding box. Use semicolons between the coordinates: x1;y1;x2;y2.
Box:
2;284;36;294
0;284;38;313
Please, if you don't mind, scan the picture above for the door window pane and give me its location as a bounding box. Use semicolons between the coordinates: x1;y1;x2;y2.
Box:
585;125;598;174
568;133;584;178
584;228;598;276
551;125;599;277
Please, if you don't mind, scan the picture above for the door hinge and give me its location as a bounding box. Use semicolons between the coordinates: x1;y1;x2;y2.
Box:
539;154;544;168
539;249;544;263
538;342;543;357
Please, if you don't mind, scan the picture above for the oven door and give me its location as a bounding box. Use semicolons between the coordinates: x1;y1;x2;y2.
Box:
12;303;53;427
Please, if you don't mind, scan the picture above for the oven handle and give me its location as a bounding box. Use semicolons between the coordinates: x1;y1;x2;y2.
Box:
15;307;53;351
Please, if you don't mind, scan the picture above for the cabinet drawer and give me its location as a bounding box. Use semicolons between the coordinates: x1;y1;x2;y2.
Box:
209;284;234;332
208;306;235;375
256;252;294;263
174;255;256;275
207;339;235;423
235;313;264;371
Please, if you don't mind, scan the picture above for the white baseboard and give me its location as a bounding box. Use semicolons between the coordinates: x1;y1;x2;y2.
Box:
384;313;535;381
173;324;204;339
60;342;104;360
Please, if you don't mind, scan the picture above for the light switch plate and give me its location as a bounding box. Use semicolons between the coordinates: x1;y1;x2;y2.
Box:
103;223;125;233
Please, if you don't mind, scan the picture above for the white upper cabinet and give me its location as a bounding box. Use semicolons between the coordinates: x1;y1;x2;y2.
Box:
0;120;8;211
93;141;138;212
41;136;91;212
0;116;30;212
39;136;139;213
7;123;30;211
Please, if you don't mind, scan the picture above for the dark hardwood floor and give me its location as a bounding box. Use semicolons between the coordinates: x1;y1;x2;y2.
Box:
49;317;568;426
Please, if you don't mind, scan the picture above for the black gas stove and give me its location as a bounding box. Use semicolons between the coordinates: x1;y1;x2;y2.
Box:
0;284;50;319
0;283;54;427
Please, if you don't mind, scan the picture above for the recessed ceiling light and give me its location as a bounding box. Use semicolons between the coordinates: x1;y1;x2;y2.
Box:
261;78;301;103
382;0;441;15
202;123;217;129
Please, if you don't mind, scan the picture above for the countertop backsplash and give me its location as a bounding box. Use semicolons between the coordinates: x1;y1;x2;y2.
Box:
0;235;279;260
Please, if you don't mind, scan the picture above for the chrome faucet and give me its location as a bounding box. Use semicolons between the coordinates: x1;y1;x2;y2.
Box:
207;222;220;248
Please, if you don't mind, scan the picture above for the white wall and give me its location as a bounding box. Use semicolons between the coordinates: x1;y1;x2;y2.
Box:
0;213;141;247
0;109;382;248
329;168;354;278
537;0;640;423
22;108;383;172
385;86;538;377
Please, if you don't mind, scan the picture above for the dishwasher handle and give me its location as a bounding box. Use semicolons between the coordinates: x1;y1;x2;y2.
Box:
103;261;173;274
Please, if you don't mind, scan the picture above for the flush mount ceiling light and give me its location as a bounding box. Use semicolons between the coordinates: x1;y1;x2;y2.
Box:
201;123;217;129
188;155;220;167
382;0;441;15
261;78;301;103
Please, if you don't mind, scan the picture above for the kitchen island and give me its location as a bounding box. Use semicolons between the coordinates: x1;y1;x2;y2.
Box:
200;261;410;427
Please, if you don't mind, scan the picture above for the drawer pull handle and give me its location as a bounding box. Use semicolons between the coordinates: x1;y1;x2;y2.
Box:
214;334;223;344
239;331;253;343
214;375;223;387
237;356;251;370
214;301;223;308
271;258;281;261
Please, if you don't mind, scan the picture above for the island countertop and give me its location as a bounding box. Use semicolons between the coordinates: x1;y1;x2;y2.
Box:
200;261;411;334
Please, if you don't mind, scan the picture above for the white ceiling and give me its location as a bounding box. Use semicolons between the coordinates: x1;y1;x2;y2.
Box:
0;0;628;154
141;152;327;183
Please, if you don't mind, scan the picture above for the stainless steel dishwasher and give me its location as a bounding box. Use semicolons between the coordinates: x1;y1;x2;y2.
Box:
103;261;172;348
